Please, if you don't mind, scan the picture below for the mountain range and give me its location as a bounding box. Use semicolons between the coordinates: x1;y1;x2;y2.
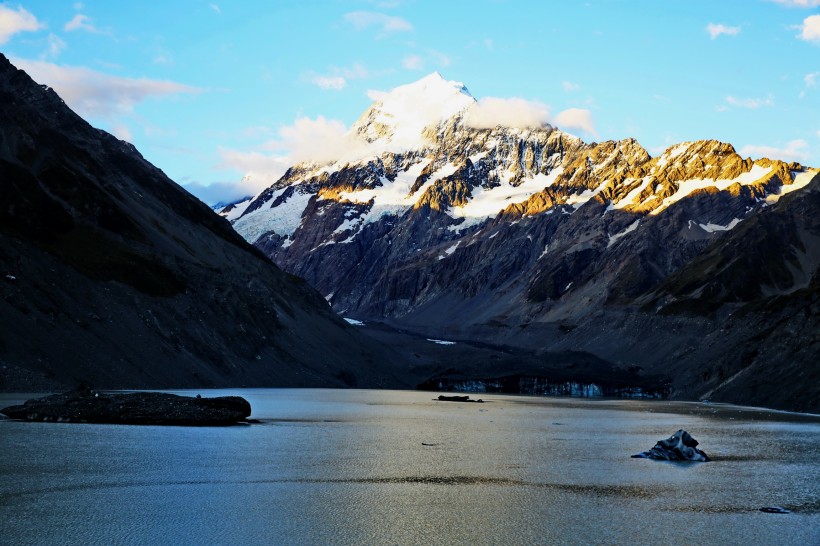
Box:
222;73;820;412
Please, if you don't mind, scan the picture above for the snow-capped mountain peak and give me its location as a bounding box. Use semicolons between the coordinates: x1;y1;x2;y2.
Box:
352;72;476;148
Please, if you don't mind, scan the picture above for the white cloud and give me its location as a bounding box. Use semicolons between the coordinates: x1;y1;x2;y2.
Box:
797;14;820;42
403;54;423;70
554;108;598;138
740;139;810;162
11;58;201;119
215;116;373;199
153;52;174;66
210;4;221;14
312;75;346;90
770;0;820;6
805;72;820;87
366;89;387;101
706;23;740;39
64;14;99;33
110;123;132;142
0;5;43;44
428;49;451;67
343;11;413;35
275;116;358;163
216;149;291;185
46;33;66;58
307;63;369;91
562;81;580;92
725;95;774;109
463;97;550;130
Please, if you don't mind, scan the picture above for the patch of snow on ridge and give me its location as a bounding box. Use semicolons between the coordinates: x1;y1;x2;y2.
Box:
566;176;608;209
765;169;818;204
344;318;365;326
699;218;742;233
650;164;773;215
655;142;692;169
333;217;362;235
232;189;313;242
607;219;640;248
427;339;456;345
448;167;564;224
608;176;652;211
339;160;432;223
222;198;252;221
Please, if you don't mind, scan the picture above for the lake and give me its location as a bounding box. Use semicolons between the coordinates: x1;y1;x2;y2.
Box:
1;389;818;545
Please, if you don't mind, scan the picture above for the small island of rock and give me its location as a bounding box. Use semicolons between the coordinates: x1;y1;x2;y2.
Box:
0;387;251;426
632;429;710;462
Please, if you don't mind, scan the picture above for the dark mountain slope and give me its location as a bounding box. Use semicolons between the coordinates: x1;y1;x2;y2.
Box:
0;53;404;390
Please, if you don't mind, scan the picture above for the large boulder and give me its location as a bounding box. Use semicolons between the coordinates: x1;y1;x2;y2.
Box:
0;387;251;426
631;429;710;462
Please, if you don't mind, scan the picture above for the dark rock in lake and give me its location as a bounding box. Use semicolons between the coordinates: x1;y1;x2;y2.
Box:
0;387;251;426
760;506;791;514
437;395;484;403
631;429;710;462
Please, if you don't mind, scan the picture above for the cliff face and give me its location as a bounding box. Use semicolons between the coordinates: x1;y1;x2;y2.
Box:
0;53;404;391
223;73;820;412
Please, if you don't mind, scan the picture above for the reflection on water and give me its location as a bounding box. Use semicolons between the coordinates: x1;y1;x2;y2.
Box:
1;389;818;545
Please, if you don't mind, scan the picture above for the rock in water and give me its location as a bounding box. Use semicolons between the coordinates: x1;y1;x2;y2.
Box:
631;429;710;462
437;395;484;403
0;387;251;426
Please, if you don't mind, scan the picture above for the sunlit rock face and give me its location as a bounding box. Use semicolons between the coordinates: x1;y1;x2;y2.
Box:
223;72;820;413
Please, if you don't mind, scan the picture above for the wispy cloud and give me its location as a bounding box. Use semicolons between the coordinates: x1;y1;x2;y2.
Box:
0;5;44;44
401;50;449;71
553;108;598;138
45;33;67;59
805;71;820;87
153;51;174;66
427;49;450;67
769;0;820;6
216;116;359;195
562;81;580;92
403;54;423;70
11;58;201;119
725;95;774;109
343;11;413;36
210;4;221;14
64;14;102;33
797;14;820;43
740;139;810;162
463;97;550;130
706;23;740;39
306;63;369;91
312;75;346;90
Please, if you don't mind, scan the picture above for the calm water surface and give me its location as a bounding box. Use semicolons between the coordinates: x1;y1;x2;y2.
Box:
1;389;818;545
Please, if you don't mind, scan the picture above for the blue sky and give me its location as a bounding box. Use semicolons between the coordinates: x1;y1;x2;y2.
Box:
1;0;819;205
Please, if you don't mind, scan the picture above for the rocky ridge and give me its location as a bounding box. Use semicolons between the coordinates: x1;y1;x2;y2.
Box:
223;73;820;412
0;53;407;391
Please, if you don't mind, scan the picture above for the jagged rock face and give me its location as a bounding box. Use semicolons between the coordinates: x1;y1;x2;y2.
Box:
223;73;820;412
0;53;405;391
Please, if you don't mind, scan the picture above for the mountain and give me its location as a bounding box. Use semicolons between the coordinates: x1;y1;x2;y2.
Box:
0;53;410;391
223;73;820;412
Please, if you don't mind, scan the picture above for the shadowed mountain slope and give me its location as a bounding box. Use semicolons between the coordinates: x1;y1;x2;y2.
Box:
0;53;406;391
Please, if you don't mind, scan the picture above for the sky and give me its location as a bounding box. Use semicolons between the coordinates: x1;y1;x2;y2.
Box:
1;0;819;206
